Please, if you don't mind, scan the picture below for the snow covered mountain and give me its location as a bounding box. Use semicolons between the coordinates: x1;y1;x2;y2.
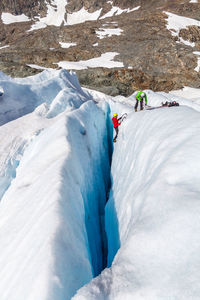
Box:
0;68;200;300
1;0;200;95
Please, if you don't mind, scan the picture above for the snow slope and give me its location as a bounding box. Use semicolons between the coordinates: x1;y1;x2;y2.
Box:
1;12;30;24
165;11;200;47
57;52;124;70
1;2;140;30
1;69;200;300
73;97;200;299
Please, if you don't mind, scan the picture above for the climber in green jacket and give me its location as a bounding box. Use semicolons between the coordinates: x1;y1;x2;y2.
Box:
135;91;147;112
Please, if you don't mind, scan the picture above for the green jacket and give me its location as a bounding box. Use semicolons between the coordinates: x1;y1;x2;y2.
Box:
136;91;147;105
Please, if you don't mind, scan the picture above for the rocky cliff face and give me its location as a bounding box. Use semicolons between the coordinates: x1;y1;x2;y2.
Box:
0;0;200;96
0;0;47;17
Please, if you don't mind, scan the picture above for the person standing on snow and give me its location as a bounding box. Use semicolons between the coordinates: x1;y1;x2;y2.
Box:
112;113;122;142
135;91;147;112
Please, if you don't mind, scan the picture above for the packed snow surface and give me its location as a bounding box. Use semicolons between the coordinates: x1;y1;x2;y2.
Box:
66;7;102;25
59;42;77;48
0;45;10;50
165;11;200;47
165;11;200;33
27;64;53;70
0;69;200;300
1;12;30;24
57;52;124;70
100;3;140;19
96;27;123;39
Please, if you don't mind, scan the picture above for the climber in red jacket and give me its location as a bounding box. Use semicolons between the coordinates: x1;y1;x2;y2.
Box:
112;113;122;142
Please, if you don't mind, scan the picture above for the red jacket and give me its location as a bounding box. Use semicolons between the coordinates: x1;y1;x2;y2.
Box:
112;117;121;128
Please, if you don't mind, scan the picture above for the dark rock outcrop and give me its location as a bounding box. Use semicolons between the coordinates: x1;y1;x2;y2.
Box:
0;0;47;18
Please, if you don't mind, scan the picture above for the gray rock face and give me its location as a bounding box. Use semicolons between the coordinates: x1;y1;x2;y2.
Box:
0;0;47;17
66;0;105;13
0;0;200;95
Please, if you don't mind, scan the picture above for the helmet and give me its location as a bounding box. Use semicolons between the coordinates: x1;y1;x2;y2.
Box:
141;92;145;97
113;113;118;117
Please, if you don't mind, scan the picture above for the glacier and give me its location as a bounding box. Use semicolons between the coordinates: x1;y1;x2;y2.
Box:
0;69;200;300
